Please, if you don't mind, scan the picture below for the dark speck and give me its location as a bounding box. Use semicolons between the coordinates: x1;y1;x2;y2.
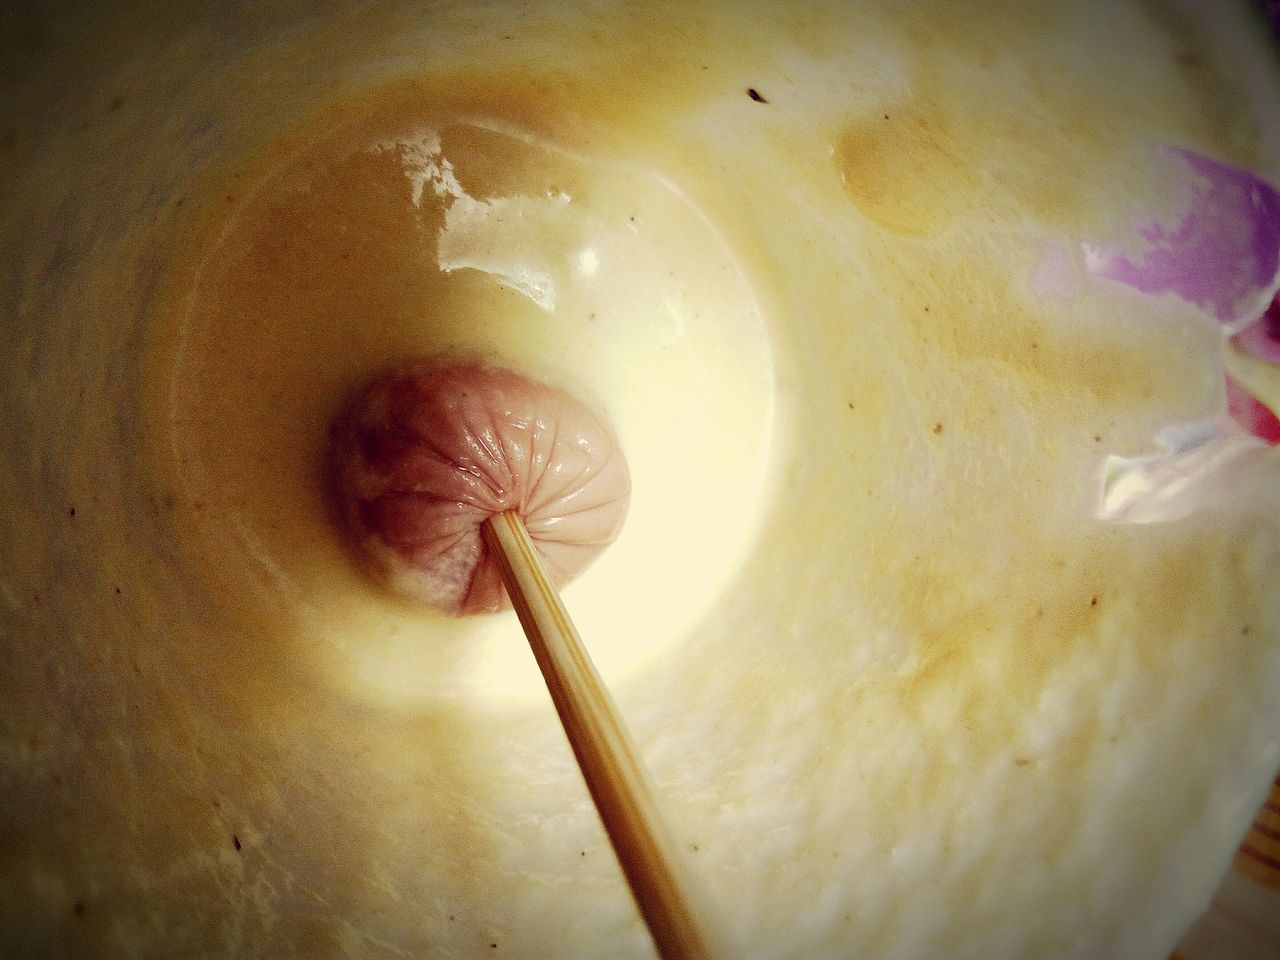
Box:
1015;758;1031;767
1090;596;1099;607
68;506;76;517
233;835;242;852
932;423;943;435
747;88;768;103
73;901;85;916
490;944;497;949
883;113;890;120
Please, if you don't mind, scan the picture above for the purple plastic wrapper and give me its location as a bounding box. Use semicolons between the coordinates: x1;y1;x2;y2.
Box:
1082;147;1280;332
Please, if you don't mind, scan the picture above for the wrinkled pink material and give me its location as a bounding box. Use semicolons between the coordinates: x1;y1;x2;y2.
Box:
330;361;631;615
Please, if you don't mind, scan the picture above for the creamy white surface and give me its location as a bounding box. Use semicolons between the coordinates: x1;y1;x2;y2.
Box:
2;2;1280;959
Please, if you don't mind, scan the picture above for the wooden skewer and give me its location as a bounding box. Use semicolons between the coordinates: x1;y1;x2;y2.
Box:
482;510;713;960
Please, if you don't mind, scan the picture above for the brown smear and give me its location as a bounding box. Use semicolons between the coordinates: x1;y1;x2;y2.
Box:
837;107;979;238
835;0;1263;240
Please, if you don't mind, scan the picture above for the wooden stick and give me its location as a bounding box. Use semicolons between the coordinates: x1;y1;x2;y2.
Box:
482;510;713;960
